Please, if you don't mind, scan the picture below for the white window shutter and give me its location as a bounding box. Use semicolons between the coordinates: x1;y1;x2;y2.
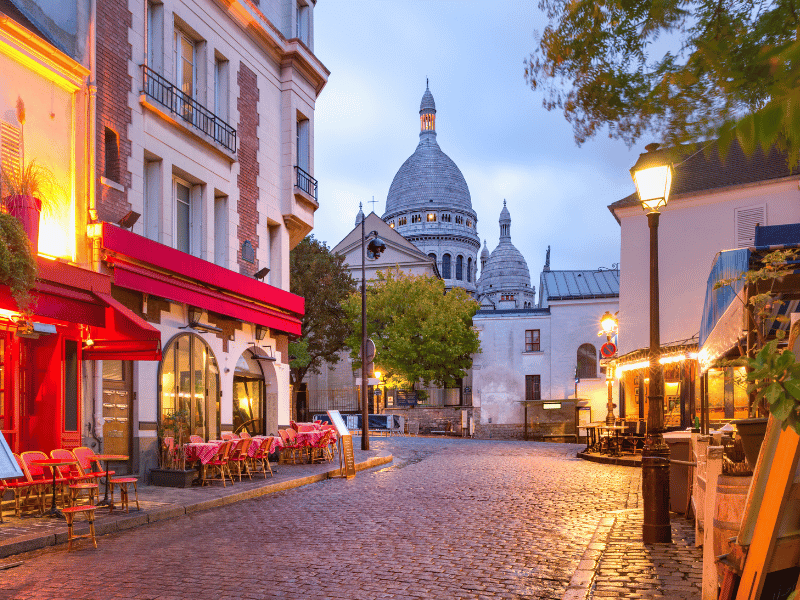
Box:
735;204;767;248
1;121;21;194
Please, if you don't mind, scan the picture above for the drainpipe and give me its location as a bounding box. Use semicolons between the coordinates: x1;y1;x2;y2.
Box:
87;0;99;269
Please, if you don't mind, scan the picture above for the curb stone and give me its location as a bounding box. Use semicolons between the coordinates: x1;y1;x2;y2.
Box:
562;515;616;600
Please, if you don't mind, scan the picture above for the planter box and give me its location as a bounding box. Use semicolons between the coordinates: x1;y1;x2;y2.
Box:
150;468;197;488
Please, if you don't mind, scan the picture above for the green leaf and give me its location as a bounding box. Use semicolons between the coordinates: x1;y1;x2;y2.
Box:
783;378;800;401
765;382;783;405
771;394;793;421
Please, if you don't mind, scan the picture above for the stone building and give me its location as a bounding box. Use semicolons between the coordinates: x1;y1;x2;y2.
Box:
381;83;480;293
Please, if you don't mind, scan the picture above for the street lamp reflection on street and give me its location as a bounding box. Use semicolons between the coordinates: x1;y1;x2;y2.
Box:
630;142;673;544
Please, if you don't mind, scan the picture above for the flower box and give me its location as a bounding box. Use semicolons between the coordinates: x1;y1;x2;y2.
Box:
149;468;197;488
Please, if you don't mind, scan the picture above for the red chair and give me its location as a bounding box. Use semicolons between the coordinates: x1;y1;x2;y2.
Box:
203;441;233;487
22;450;70;510
51;449;98;507
251;438;274;478
311;429;336;463
238;430;251;439
221;432;235;441
228;438;252;481
73;447;115;481
3;454;42;516
278;429;305;464
189;435;203;443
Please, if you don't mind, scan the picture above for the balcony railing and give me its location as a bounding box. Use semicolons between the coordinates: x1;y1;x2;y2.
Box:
295;165;318;201
142;64;237;154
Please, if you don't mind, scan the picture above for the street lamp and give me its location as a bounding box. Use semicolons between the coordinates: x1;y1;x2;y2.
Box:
630;142;673;544
599;310;618;425
359;203;386;450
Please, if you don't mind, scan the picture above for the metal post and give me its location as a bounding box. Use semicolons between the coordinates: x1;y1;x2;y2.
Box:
360;208;369;451
642;210;671;544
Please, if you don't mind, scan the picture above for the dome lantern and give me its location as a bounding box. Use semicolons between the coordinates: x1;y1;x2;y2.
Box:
420;79;436;132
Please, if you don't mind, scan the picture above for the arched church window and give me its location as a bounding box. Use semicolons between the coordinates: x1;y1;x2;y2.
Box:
467;257;472;282
159;333;221;441
442;254;451;279
577;343;597;379
456;255;463;280
428;253;437;269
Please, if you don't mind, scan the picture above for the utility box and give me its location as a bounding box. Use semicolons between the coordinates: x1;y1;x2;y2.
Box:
663;430;692;513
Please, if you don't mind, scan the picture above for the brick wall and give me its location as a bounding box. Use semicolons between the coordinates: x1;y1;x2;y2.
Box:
237;63;260;276
96;0;133;223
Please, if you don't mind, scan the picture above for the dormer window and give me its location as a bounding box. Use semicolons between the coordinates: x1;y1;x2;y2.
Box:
389;221;395;228
441;213;451;222
427;213;436;222
398;216;407;226
455;215;464;225
412;214;422;223
466;219;472;228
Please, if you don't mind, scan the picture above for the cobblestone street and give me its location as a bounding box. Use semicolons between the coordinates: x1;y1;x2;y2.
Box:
0;438;699;600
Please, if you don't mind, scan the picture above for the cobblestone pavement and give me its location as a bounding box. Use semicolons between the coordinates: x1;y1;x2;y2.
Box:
0;438;692;600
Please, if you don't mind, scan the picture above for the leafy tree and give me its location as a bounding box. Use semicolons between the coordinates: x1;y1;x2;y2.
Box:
289;236;356;387
342;269;481;389
525;0;800;162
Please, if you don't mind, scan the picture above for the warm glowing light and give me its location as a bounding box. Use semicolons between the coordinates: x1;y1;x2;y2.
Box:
0;308;21;321
600;311;618;335
374;371;382;381
633;165;672;212
87;223;102;238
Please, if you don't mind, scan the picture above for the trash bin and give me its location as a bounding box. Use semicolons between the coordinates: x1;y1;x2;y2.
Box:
663;431;692;514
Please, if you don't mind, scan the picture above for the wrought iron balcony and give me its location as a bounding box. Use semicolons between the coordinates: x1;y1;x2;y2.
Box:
142;64;237;154
295;165;318;201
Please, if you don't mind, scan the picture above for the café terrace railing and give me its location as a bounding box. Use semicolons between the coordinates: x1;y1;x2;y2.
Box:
295;165;318;201
142;64;237;154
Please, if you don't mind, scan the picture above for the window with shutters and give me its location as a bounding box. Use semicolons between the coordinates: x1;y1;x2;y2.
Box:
525;375;541;401
735;204;767;248
0;121;21;196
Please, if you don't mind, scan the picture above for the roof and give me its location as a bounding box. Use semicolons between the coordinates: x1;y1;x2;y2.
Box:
539;269;620;302
0;0;54;45
475;307;550;317
609;140;797;222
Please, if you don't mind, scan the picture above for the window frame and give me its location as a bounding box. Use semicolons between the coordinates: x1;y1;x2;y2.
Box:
577;343;598;379
525;375;541;401
525;329;540;352
173;176;192;255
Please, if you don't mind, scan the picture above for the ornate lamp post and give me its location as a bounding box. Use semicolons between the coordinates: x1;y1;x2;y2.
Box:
599;311;618;425
630;142;673;544
359;203;386;450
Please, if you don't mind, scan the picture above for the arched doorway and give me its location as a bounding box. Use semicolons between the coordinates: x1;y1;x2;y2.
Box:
233;347;279;435
159;333;220;440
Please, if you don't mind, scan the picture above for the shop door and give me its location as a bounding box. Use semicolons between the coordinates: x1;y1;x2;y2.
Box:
102;360;132;474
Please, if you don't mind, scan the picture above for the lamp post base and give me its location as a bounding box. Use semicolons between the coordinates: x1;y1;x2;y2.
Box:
642;440;671;544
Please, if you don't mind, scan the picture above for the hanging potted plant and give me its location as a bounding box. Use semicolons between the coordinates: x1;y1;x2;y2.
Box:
1;97;64;255
713;248;800;466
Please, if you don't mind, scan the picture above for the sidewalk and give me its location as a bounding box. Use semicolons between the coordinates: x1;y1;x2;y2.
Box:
0;447;392;560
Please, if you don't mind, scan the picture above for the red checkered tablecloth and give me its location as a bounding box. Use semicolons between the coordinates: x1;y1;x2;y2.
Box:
183;443;219;465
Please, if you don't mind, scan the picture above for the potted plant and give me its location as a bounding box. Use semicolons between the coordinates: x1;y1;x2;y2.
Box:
714;248;800;466
150;408;197;487
1;97;64;255
0;211;37;313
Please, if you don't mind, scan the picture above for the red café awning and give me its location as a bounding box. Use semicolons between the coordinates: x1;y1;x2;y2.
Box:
100;223;304;336
0;259;162;361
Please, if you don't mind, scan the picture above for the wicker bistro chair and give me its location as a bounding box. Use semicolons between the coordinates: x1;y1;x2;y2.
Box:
311;429;336;463
50;449;98;507
4;454;43;516
250;438;274;478
228;438;252;482
189;435;203;443
73;447;115;481
238;430;251;439
21;450;71;510
203;441;233;487
109;476;140;513
621;419;647;454
278;429;307;464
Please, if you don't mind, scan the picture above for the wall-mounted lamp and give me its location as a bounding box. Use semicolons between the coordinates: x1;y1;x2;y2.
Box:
254;267;270;280
255;325;268;341
186;306;223;333
87;223;103;238
118;210;141;230
250;344;276;362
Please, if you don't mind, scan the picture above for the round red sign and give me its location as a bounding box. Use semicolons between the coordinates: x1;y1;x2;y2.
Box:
601;342;617;358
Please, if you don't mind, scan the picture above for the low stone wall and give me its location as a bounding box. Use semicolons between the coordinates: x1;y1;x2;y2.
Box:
385;406;479;435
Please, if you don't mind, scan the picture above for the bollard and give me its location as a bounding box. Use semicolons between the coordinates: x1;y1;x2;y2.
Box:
642;450;672;543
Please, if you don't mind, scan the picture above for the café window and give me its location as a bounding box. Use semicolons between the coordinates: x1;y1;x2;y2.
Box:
577;343;597;378
159;333;220;440
525;329;540;352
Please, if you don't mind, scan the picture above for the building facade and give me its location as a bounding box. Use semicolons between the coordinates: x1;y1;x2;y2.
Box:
0;0;327;478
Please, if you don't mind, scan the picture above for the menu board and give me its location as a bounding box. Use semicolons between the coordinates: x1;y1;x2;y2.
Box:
340;435;356;479
328;410;355;478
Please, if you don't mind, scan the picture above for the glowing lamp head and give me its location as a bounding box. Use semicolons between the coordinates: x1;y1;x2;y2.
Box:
600;311;618;335
374;371;382;381
630;143;673;214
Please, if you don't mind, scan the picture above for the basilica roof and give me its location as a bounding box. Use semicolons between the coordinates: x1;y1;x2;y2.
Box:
384;85;474;216
476;201;532;295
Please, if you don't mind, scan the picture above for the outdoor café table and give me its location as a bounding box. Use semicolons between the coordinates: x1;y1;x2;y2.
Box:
584;423;603;453
600;425;627;456
94;454;128;510
183;442;219;465
31;459;76;518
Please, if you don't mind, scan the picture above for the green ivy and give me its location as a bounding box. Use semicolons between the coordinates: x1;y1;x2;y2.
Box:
0;212;37;313
746;338;800;435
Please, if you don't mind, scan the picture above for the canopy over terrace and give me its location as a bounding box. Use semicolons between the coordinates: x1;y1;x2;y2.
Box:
698;224;800;373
